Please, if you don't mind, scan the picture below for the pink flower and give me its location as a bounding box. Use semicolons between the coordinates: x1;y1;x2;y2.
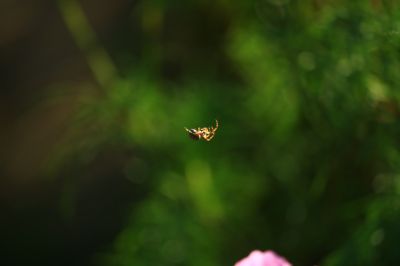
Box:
235;250;292;266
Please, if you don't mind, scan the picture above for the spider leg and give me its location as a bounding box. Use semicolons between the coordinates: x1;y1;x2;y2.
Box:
205;133;215;141
211;120;218;133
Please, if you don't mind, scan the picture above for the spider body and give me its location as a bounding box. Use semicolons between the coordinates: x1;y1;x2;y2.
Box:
185;120;219;141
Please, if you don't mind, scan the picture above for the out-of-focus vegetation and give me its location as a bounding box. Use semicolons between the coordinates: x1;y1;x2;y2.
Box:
2;0;400;266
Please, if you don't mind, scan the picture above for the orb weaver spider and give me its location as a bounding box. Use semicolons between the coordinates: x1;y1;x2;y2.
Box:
184;120;219;141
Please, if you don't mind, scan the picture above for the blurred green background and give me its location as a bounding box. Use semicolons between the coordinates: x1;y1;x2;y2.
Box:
2;0;400;265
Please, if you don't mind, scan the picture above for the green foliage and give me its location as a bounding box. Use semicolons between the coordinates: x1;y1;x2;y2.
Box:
53;1;400;265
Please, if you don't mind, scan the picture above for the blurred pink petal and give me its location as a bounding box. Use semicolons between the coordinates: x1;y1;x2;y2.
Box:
235;250;292;266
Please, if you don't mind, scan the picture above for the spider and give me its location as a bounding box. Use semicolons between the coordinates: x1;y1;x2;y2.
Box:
184;120;219;141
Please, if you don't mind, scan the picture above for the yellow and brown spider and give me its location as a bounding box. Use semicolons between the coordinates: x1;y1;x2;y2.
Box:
184;120;219;141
